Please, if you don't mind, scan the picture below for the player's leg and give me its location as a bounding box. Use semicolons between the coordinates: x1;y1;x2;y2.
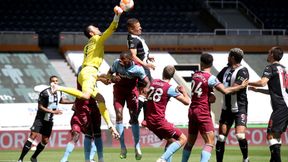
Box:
159;133;187;162
199;114;215;162
113;90;127;159
267;108;288;162
61;104;90;162
137;73;149;125
200;131;214;162
84;135;93;162
157;123;187;161
235;112;249;162
94;136;103;162
182;113;198;162
30;136;48;162
127;89;142;160
18;131;38;161
51;67;97;99
268;133;282;162
216;110;232;162
61;131;80;162
30;121;53;161
91;107;104;162
181;133;197;162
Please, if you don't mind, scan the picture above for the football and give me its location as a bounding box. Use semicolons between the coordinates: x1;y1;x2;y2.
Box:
120;0;134;12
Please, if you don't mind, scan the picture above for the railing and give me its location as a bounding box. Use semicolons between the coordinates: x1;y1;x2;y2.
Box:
214;29;287;36
206;0;264;29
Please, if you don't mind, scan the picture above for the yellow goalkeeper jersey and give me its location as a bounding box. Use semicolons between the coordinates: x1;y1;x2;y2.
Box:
82;21;118;68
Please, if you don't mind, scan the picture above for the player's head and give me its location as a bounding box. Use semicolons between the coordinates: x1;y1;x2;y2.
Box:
119;53;133;67
162;65;175;80
84;25;101;38
267;46;283;63
228;48;244;64
127;18;142;35
200;53;213;68
49;75;59;85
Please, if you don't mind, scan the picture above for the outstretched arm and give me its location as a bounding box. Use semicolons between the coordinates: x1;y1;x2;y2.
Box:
99;6;123;43
248;77;269;87
215;79;248;95
248;86;269;94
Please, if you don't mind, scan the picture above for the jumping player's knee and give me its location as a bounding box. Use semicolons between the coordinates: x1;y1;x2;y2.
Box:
217;134;226;142
236;133;246;140
95;93;105;103
116;114;123;122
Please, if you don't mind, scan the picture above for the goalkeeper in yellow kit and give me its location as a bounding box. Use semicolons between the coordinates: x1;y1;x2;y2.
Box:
51;6;124;138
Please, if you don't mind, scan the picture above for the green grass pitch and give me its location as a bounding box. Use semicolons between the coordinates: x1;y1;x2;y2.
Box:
1;146;288;162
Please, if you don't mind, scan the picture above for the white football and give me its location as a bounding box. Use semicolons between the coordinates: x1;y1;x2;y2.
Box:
120;0;134;12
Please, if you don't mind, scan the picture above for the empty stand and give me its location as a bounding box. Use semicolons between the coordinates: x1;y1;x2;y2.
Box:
0;53;64;103
0;0;209;46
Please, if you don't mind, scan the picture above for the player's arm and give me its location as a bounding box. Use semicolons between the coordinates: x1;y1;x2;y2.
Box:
249;65;271;87
248;77;269;95
248;77;269;87
248;86;269;94
130;49;155;70
215;80;248;95
210;73;248;95
38;103;62;115
137;66;151;94
99;6;122;43
38;93;62;115
106;62;121;83
173;85;190;105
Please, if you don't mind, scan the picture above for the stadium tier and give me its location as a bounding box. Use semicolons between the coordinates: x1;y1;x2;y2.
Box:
0;52;64;103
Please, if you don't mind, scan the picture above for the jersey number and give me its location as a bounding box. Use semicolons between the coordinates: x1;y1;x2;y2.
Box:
147;87;163;102
191;80;203;98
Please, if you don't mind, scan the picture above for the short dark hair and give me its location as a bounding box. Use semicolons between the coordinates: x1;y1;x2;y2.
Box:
162;65;175;80
127;18;139;29
270;46;283;61
229;48;244;63
201;53;213;67
120;52;132;60
84;25;93;38
49;75;58;82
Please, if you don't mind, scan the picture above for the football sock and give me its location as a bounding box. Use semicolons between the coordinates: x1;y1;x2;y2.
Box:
164;146;172;162
59;86;84;99
31;142;45;158
18;138;33;160
131;124;140;149
84;137;92;161
181;143;193;162
98;103;113;127
61;142;75;162
238;139;248;159
161;141;181;161
200;144;213;162
116;123;126;149
216;141;225;162
270;144;281;162
94;137;104;161
90;140;97;160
